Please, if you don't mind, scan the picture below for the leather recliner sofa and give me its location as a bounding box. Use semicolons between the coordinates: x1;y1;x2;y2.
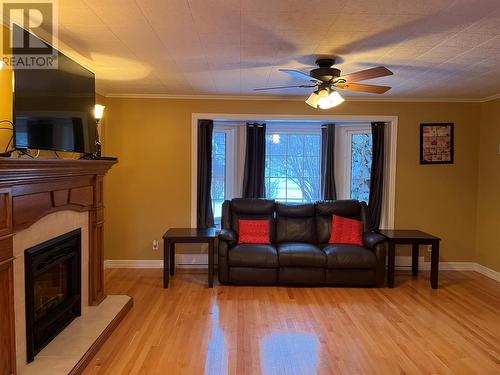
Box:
218;198;387;286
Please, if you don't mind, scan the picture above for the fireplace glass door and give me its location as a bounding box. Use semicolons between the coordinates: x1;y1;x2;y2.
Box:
33;261;69;321
24;229;82;362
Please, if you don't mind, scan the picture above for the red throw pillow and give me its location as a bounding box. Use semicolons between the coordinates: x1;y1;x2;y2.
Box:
329;215;363;246
238;219;270;244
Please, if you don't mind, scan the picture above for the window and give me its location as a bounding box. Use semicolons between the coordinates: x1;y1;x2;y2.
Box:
265;129;321;203
198;117;393;232
350;133;372;202
336;125;372;202
209;122;373;225
210;125;242;226
211;131;226;225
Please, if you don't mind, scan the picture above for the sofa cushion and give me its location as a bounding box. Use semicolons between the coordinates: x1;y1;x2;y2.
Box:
315;200;364;244
238;219;270;244
277;242;326;268
228;244;278;268
323;244;376;269
230;198;276;243
329;215;363;246
276;203;317;244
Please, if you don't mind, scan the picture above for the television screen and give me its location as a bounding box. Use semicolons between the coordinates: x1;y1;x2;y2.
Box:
13;30;96;154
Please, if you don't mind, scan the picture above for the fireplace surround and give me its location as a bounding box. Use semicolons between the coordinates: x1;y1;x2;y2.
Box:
0;158;123;374
24;229;82;363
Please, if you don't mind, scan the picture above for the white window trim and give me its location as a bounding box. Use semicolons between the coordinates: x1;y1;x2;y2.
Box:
267;122;322;134
213;123;245;199
192;114;398;230
335;124;372;201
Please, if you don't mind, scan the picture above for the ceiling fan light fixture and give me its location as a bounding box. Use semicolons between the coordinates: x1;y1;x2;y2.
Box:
319;90;344;109
305;91;319;107
306;88;344;109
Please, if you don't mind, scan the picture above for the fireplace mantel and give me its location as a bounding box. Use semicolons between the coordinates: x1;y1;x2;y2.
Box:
0;158;117;375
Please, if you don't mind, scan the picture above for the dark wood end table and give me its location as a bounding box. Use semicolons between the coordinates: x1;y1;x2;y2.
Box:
377;229;441;289
162;228;217;288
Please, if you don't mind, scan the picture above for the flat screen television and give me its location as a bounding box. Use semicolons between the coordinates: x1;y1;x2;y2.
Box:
13;29;96;154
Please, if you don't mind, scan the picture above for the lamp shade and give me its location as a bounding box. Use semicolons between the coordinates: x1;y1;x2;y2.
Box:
305;88;344;109
94;104;106;120
305;91;319;107
318;91;344;109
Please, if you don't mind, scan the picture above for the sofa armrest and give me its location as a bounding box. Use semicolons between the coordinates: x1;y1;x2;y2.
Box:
363;232;386;249
219;229;237;246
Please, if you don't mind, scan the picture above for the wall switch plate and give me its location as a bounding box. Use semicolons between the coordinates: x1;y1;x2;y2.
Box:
152;240;159;251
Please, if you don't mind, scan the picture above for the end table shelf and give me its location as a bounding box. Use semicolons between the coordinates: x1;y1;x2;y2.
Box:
377;229;441;289
162;228;217;288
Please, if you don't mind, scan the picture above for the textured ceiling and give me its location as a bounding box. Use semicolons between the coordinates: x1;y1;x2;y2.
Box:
56;0;500;98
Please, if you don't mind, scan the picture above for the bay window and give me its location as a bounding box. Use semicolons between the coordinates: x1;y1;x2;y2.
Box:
210;122;374;226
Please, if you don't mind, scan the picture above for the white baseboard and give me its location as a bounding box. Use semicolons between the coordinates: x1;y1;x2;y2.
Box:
104;256;499;283
474;263;500;282
394;256;476;271
105;254;208;269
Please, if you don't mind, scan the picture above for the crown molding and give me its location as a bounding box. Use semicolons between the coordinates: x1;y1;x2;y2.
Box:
481;93;500;102
103;92;500;103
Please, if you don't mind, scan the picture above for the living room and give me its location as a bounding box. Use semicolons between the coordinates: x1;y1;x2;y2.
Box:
0;0;499;374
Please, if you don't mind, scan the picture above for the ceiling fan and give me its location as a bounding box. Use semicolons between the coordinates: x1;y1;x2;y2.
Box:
254;58;393;109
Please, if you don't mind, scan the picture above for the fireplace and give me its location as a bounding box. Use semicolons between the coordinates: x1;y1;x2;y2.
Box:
24;229;82;362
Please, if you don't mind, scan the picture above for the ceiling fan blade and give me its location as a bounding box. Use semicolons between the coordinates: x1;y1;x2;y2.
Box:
336;82;391;94
279;69;321;83
339;66;393;83
253;84;317;91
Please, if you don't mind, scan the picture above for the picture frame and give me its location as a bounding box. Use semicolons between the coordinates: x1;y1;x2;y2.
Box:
420;123;454;165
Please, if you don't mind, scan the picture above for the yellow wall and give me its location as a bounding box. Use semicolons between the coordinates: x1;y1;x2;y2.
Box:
0;26;13;150
0;67;13;150
476;98;500;272
103;98;481;263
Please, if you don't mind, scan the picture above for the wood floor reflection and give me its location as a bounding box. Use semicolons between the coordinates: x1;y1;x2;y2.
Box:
82;269;500;375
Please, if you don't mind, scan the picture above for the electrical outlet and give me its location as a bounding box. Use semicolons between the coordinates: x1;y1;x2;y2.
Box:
152;240;159;251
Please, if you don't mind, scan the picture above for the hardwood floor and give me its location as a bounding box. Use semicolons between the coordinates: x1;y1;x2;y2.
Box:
83;269;500;375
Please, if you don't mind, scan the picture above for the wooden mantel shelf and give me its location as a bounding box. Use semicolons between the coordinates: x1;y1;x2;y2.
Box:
0;157;117;375
0;158;117;183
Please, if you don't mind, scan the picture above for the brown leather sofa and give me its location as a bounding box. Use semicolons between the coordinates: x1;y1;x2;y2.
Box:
218;198;387;286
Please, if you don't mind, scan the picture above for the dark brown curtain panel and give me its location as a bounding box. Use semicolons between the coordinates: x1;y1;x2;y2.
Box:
368;122;386;230
197;119;215;228
242;123;266;198
321;123;337;200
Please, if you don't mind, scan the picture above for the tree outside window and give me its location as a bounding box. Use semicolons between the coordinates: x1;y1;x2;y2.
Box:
350;133;372;202
265;133;321;203
211;132;226;224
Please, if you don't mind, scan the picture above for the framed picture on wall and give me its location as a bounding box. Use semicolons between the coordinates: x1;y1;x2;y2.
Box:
420;123;454;164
